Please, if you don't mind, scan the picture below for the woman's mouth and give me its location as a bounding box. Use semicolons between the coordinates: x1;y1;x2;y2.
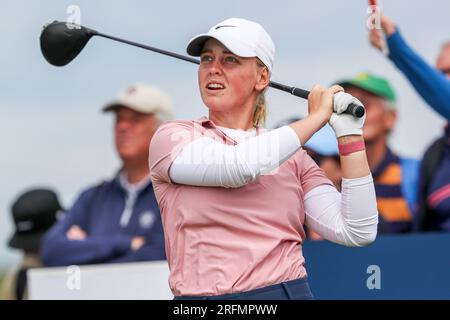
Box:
206;82;225;91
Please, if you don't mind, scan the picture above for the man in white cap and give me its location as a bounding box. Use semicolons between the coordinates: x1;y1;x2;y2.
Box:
41;84;173;266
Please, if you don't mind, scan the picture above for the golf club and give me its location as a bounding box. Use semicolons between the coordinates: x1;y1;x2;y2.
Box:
40;21;365;118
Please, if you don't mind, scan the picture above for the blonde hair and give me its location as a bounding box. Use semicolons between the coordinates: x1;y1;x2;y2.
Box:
253;91;267;127
253;59;269;127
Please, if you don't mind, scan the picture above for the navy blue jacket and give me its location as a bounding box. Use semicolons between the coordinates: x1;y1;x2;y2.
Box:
387;30;450;230
41;175;166;266
387;30;450;120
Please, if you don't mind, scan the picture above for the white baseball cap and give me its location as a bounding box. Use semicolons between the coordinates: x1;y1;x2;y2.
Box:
186;18;275;74
103;83;173;121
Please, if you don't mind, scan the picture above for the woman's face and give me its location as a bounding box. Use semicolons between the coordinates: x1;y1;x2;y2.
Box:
198;39;268;114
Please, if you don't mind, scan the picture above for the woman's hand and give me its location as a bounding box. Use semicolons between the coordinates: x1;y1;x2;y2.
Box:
307;84;344;126
289;85;343;146
329;93;366;138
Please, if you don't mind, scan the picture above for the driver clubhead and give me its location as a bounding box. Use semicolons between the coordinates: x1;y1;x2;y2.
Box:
40;21;97;66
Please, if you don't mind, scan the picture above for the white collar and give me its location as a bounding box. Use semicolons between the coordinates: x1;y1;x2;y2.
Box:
216;126;258;141
119;171;152;194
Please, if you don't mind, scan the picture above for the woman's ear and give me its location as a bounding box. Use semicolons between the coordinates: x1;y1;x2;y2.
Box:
255;66;270;91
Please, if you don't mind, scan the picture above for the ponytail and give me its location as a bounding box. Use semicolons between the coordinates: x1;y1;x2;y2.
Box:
253;59;269;127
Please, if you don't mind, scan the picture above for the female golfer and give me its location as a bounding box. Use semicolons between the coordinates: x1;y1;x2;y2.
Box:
149;18;378;300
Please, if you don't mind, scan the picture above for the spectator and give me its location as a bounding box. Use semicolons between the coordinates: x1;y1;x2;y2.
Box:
369;15;450;120
0;189;61;299
337;72;420;233
369;14;450;231
41;84;173;266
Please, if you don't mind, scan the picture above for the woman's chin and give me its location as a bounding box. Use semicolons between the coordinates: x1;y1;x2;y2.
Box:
203;97;230;112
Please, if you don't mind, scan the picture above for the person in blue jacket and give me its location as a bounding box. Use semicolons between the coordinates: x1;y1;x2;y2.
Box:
369;14;450;231
41;84;174;266
369;14;450;120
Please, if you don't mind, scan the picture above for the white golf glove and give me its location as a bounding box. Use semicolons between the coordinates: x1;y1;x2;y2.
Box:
329;92;366;138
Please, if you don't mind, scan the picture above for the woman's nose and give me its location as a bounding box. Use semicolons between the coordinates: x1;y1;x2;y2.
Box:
208;59;223;75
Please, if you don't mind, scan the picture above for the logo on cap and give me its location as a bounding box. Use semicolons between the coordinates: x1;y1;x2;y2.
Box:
17;220;34;232
126;86;137;95
215;25;237;30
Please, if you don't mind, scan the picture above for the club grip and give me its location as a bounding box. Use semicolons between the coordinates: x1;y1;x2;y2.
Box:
290;87;309;99
291;88;365;118
268;81;365;118
345;103;365;118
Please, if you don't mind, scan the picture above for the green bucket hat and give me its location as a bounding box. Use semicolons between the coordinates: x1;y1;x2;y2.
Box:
337;72;396;102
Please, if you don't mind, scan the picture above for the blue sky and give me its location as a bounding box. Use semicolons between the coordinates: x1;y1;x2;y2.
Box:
1;0;449;267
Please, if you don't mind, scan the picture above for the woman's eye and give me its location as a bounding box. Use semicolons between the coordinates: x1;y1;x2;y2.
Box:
225;56;238;63
200;55;213;63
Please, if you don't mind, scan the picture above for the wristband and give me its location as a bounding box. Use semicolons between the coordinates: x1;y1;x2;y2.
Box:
338;140;365;156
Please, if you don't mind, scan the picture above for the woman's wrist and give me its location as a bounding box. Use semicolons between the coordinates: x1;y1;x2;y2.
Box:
337;135;365;156
337;135;364;144
307;111;330;130
338;135;370;178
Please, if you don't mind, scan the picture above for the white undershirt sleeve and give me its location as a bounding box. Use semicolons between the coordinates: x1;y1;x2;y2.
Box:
304;174;378;247
169;126;301;188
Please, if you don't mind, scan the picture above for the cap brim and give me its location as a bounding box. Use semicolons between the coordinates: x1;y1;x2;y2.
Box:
186;33;255;58
102;103;119;113
102;102;130;113
337;80;393;101
102;102;149;114
335;80;353;88
336;80;375;96
9;230;47;251
186;34;211;56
